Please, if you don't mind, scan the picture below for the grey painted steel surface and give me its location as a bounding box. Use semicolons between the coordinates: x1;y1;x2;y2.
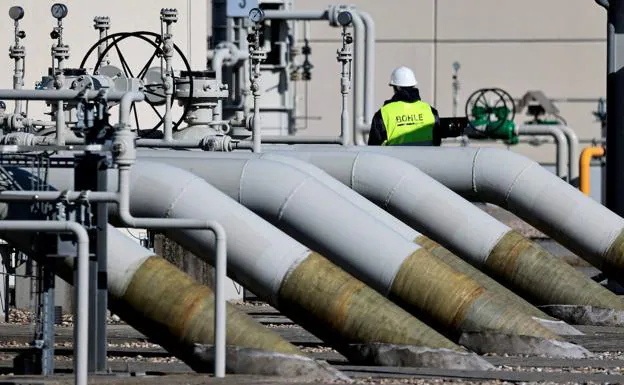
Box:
136;155;420;294
270;145;624;275
247;150;510;266
0;221;89;385
103;161;311;305
517;125;568;180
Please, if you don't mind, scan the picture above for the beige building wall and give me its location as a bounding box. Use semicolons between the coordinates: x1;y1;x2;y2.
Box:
291;0;608;164
0;0;608;165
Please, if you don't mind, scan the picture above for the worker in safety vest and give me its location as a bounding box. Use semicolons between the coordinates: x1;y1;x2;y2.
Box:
368;66;441;146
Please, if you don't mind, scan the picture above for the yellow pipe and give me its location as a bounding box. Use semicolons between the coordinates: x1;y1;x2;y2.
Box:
579;146;605;196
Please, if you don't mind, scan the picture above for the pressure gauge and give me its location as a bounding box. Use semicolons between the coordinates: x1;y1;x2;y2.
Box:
453;61;461;72
9;6;24;21
51;3;68;20
248;8;264;24
337;11;352;26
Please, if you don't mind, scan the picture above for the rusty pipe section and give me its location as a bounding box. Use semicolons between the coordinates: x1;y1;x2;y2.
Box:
253;149;624;311
579;146;605;196
100;161;461;352
137;154;562;341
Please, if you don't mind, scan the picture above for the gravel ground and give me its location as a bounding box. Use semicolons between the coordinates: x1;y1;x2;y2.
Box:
494;365;623;374
2;308;125;326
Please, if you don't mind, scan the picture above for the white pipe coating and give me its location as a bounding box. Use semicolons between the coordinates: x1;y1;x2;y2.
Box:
278;145;624;270
517;125;568;180
137;149;420;242
249;150;511;266
0;221;89;385
134;154;425;294
104;161;312;306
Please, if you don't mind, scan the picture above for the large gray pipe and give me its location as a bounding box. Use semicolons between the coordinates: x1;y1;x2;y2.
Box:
138;150;586;333
242;146;624;311
346;146;624;288
40;161;462;355
135;152;567;342
264;145;624;293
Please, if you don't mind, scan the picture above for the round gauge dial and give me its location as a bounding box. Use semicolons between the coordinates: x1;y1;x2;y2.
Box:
51;3;68;19
9;6;24;21
337;11;352;26
248;8;265;24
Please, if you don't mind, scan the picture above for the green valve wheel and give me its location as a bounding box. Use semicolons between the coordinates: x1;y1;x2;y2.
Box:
465;88;517;143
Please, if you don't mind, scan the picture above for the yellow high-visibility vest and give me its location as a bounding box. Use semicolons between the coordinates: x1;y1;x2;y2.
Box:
381;100;436;146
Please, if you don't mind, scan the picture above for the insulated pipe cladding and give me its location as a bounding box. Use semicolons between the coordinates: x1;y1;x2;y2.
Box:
329;146;624;291
94;162;462;354
137;153;565;342
252;147;624;311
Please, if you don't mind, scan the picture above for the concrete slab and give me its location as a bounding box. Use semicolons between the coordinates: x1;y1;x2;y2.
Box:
541;304;624;327
190;344;351;382
459;332;593;358
343;344;494;371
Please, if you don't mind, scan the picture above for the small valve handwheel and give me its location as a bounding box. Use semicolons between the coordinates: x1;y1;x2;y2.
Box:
465;88;515;134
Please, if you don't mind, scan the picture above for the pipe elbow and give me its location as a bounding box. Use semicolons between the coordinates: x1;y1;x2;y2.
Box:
579;146;605;196
239;158;313;219
350;151;423;207
469;147;541;205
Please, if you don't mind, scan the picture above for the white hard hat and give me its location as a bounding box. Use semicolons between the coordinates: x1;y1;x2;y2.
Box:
389;66;418;87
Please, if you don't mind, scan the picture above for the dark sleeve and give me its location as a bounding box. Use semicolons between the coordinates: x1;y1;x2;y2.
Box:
367;110;387;146
430;106;442;146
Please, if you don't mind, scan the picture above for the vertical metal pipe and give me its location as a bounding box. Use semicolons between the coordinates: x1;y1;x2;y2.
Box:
606;0;624;216
559;125;580;186
358;11;375;125
0;221;88;385
211;48;230;121
56;101;65;146
517;125;568;180
350;12;366;145
214;227;226;377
